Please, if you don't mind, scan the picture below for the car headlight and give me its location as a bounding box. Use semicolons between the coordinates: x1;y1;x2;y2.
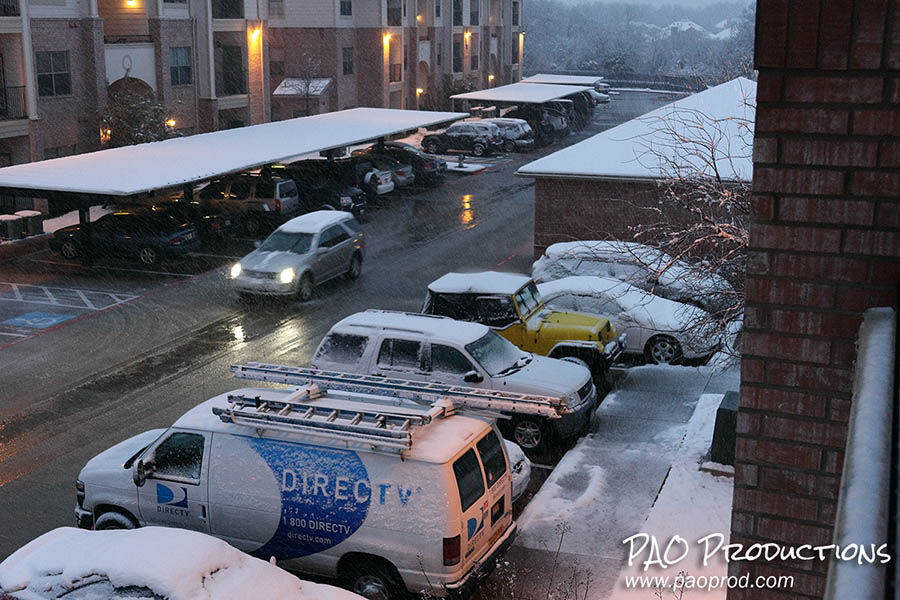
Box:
230;263;242;278
279;268;295;284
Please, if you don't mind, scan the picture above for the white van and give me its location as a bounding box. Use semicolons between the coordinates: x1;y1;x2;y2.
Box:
311;310;596;452
74;377;519;600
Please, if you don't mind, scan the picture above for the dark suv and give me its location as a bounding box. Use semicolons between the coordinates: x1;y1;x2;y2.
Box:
264;163;367;217
354;142;447;184
421;121;504;156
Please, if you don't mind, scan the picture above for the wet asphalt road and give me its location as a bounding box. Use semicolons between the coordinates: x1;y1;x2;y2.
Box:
0;90;687;564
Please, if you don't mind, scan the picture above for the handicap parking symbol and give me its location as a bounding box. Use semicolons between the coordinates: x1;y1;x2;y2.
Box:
2;312;76;329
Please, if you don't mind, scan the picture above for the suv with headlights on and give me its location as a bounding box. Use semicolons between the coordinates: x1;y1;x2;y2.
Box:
422;272;624;391
230;210;364;301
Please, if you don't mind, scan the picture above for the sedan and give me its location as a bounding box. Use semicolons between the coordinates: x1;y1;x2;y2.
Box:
49;207;200;266
354;142;446;183
537;276;721;365
0;526;363;600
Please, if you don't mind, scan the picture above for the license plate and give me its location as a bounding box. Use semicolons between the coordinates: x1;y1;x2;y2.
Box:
224;219;231;226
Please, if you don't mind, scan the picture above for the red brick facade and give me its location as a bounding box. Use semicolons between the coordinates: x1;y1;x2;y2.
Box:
730;1;900;598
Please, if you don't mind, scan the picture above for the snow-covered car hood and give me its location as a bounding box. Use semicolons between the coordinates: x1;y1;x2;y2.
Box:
503;440;531;502
81;429;164;475
495;354;591;399
240;249;310;273
526;308;608;342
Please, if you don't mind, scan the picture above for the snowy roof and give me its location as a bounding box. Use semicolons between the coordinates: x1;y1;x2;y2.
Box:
428;271;532;295
521;74;605;86
518;77;756;182
450;82;594;104
0;108;466;197
174;386;490;463
0;527;361;600
273;77;332;97
278;210;350;233
332;309;490;346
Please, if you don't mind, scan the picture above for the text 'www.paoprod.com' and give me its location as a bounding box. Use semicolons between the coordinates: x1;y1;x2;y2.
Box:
623;573;795;593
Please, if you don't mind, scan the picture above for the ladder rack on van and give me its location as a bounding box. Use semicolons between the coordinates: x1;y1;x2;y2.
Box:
231;362;568;419
213;386;447;451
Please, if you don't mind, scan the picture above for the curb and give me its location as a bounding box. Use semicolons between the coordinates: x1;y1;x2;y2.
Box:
0;233;50;263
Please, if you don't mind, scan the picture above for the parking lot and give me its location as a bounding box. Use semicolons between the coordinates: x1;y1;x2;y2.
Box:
0;90;691;576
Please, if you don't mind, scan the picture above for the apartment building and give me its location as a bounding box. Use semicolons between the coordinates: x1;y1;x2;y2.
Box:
0;0;522;172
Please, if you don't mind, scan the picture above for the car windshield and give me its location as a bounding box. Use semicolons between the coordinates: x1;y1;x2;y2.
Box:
258;230;313;254
465;331;530;377
514;282;543;318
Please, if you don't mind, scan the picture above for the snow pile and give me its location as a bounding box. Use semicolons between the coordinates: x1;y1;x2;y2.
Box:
42;206;113;234
0;527;363;600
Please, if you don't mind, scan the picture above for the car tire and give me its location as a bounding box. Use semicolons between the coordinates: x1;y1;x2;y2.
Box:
472;143;486;157
644;335;683;365
504;140;516;153
342;559;406;600
423;140;439;154
346;252;362;281
511;417;546;452
296;273;314;302
59;240;80;260
244;216;261;236
138;246;159;267
94;510;137;530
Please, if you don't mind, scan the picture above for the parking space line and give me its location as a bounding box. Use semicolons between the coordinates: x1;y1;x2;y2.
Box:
0;282;138;311
0;298;94;310
0;331;27;338
73;289;97;310
189;252;244;260
39;286;57;304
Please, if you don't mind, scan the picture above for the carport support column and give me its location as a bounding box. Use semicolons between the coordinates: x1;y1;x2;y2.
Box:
78;205;93;266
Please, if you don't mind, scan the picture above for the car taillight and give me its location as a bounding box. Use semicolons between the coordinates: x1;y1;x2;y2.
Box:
274;198;281;212
443;535;461;566
210;219;223;231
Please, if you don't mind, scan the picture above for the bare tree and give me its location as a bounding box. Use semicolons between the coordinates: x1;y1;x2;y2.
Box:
282;48;324;117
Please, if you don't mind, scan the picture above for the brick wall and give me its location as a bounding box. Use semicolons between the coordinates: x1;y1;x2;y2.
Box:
730;1;900;599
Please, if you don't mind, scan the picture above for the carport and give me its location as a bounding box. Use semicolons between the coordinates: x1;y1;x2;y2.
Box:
0;107;465;258
521;74;605;88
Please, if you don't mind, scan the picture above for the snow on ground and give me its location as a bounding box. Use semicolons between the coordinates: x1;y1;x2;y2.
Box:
42;205;113;234
0;526;362;600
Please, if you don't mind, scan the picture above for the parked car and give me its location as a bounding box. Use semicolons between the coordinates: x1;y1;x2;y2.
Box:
504;439;531;501
422;271;624;390
74;377;517;599
265;162;367;217
0;527;362;600
503;105;566;146
331;157;395;199
421;122;503;157
311;309;597;451
538;276;721;365
483;118;535;152
359;153;415;188
531;240;732;313
354;142;447;183
49;207;200;266
149;197;240;247
230;210;364;301
197;173;300;236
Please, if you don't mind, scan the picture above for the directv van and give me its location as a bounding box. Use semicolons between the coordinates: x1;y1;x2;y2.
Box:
75;377;517;600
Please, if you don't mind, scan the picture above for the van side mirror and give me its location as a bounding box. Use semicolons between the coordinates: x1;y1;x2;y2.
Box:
133;459;147;487
464;370;483;383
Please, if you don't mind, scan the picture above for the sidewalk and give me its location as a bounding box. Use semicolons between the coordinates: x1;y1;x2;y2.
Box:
478;363;738;600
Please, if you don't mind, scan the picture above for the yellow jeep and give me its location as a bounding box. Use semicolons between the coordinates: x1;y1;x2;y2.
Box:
423;272;624;388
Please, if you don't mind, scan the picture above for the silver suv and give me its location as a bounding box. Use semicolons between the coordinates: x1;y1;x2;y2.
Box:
229;210;364;301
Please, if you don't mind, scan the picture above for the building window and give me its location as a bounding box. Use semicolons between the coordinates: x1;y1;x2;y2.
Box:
44;144;76;159
36;51;71;97
268;0;284;17
270;60;284;76
452;0;462;26
170;47;192;86
342;47;354;75
212;0;243;18
470;51;478;70
387;0;401;25
512;34;518;64
435;0;440;18
452;35;462;72
163;0;187;4
470;0;479;26
437;42;442;65
512;0;519;26
340;0;351;16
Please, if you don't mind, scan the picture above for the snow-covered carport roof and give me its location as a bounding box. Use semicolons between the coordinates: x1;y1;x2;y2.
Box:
521;74;605;86
0;108;466;198
517;77;756;183
449;82;594;104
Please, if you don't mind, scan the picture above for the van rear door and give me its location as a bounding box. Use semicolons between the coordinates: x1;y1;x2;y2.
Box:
452;447;489;570
474;429;513;553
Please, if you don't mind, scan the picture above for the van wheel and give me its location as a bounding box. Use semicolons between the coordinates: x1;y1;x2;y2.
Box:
95;511;137;530
504;140;516;153
512;417;545;451
244;217;261;236
343;561;406;600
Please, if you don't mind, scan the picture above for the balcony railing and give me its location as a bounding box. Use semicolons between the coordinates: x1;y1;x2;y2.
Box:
0;86;26;121
0;0;20;16
389;63;402;83
215;70;248;96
